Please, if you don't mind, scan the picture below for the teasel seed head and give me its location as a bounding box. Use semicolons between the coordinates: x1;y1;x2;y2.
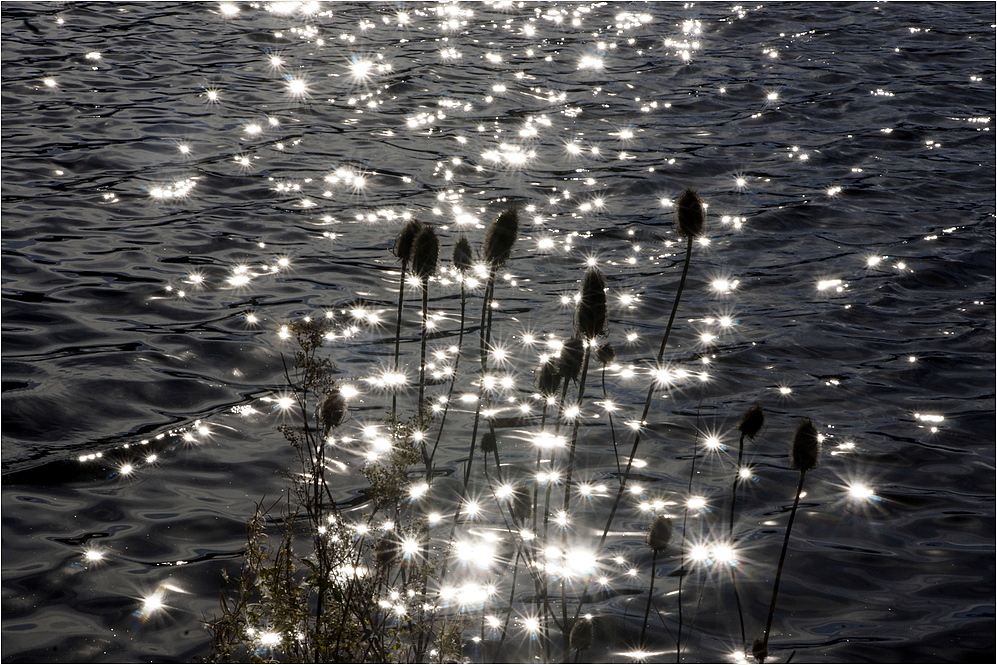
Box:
480;431;497;454
558;337;585;383
751;637;768;663
535;358;562;397
790;418;821;472
409;224;439;281
596;342;616;366
646;515;674;552
452;235;473;273
675;188;706;239
392;219;423;262
569;616;594;653
318;386;348;437
482;207;518;268
575;266;609;339
737;404;765;439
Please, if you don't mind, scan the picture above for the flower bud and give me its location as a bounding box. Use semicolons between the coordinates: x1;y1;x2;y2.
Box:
482;208;518;268
790;418;820;472
452;235;473;273
409;225;439;281
646;515;673;552
737;405;765;439
575;267;609;339
392;219;423;261
535;358;562;397
558;337;585;383
596;342;616;366
675;188;705;239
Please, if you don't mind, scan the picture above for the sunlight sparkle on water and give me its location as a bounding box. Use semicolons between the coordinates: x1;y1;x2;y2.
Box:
848;483;876;500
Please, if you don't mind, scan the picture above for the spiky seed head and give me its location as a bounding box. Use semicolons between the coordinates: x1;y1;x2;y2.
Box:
675;188;705;238
737;404;765;439
510;486;531;525
482;207;518;268
646;515;674;552
596;342;616;366
535;358;562;397
558;337;585;383
751;637;768;663
452;236;473;273
790;418;820;472
569;617;594;653
392;219;423;261
409;225;439;281
480;431;497;454
318;388;347;436
575;267;609;339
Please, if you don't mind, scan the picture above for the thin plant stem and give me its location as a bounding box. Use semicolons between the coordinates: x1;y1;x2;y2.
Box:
462;272;496;491
729;432;747;536
417;280;430;433
640;549;660;647
393;259;409;423
598;234;695;552
560;346;592;655
571;235;696;631
729;563;747;650
760;471;809;657
602;365;622;476
728;430;749;649
429;281;467;466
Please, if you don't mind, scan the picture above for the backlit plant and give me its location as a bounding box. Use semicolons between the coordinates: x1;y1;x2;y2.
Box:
207;194;831;664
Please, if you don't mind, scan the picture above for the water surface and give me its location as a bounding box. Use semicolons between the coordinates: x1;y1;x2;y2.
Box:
2;2;994;662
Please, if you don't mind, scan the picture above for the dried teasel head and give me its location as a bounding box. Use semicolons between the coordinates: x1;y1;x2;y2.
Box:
317;386;348;437
482;207;518;268
751;637;768;663
392;219;423;262
558;337;585;383
535;358;562;397
569;616;594;653
646;515;674;552
790;418;820;472
675;188;705;239
452;235;473;273
409;224;439;281
737;404;765;439
575;267;609;339
595;342;616;366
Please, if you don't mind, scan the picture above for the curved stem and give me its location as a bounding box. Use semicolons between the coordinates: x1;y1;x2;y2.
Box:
560;346;593;655
462;273;496;491
570;235;696;633
729;432;747;536
640;549;660;647
602;366;621;476
598;235;695;553
429;283;466;466
761;471;808;657
393;260;409;424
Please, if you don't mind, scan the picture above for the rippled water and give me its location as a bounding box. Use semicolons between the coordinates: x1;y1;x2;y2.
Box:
2;2;994;663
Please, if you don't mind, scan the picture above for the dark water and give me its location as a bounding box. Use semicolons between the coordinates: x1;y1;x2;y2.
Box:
2;1;994;663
